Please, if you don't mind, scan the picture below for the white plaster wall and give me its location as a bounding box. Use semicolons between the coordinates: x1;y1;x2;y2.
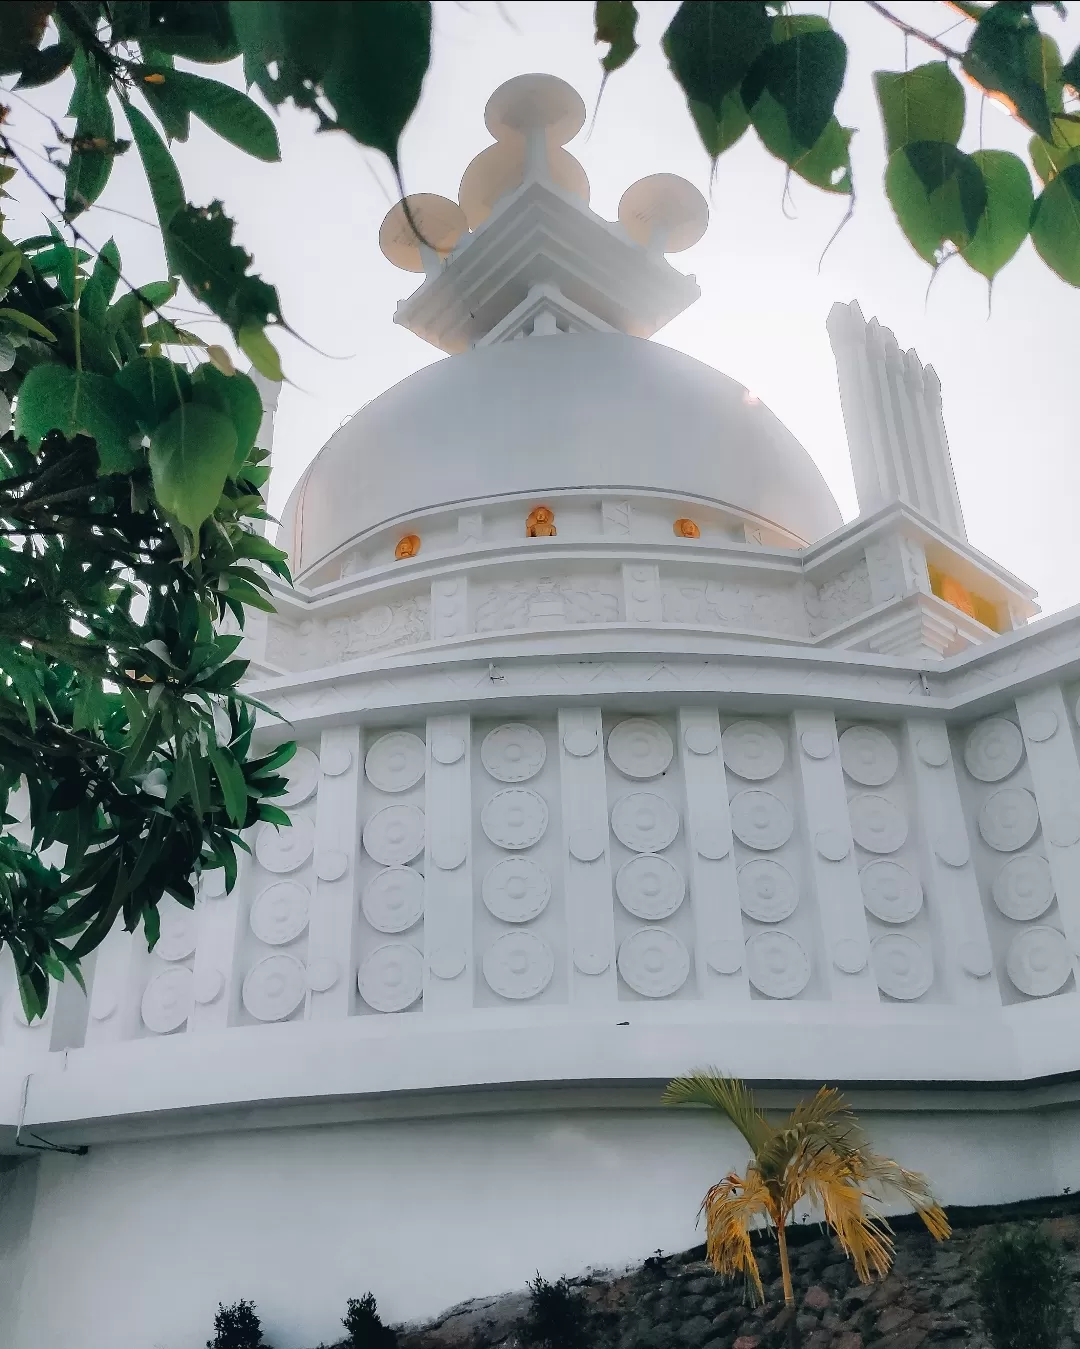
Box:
8;1101;1080;1349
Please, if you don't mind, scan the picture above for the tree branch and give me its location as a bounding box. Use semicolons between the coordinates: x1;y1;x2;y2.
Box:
863;0;966;62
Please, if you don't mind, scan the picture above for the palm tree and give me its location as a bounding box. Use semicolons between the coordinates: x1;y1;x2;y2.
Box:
662;1072;950;1314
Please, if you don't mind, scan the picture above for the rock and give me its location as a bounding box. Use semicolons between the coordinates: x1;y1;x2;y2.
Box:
796;1312;819;1333
834;1335;863;1349
877;1305;915;1334
684;1277;716;1296
678;1315;715;1346
820;1261;853;1289
938;1285;973;1311
639;1324;677;1349
803;1285;830;1312
876;1328;928;1349
733;1338;761;1349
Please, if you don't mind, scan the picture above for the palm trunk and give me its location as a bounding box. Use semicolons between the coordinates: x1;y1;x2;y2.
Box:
776;1221;799;1349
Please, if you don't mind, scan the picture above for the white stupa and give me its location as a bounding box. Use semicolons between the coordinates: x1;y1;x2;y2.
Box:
5;75;1080;1349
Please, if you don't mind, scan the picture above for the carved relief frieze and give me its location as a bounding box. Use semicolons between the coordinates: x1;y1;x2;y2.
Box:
660;578;803;635
474;575;619;631
324;594;430;662
805;560;873;636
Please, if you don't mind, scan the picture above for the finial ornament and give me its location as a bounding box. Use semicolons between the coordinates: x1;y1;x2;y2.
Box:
619;174;709;254
395;534;421;560
379;194;467;274
526;506;556;537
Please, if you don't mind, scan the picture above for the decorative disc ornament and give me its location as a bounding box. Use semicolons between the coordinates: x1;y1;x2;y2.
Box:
365;731;426;794
859;860;923;925
737;858;798;923
278;747;320;806
849;794;908;855
483;931;554;1000
615;854;686;921
722;721;785;781
357;942;424;1012
871;934;933;1001
730;791;793;851
362;867;425;934
979;788;1040;853
481;789;548;850
154;897;197;961
992;853;1054;921
250;881;310;946
256;816;315;874
964;719;1024;783
610;792;680;853
1006;926;1070;998
617;928;691;998
363;804;425;865
839;726;898;787
481;723;547;782
242;954;307;1022
141;966;194;1034
607;718;674;780
482;857;551;923
745;930;810;999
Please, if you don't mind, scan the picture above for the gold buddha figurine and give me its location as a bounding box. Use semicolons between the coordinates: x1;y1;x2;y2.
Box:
394;533;421;560
673;517;700;538
526;506;557;537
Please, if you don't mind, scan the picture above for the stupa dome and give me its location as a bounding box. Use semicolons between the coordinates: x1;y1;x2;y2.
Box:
280;332;842;576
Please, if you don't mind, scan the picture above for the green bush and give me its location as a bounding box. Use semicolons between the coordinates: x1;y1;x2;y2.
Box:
342;1292;397;1349
518;1274;590;1349
207;1300;267;1349
975;1225;1067;1349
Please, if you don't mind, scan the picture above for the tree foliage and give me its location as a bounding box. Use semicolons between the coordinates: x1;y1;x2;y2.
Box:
975;1224;1068;1349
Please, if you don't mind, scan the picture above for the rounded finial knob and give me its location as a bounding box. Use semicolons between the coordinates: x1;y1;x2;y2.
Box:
484;74;586;146
618;174;709;253
379;194;468;273
458;142;589;230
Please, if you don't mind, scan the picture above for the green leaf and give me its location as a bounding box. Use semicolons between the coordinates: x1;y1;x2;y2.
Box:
319;1;432;168
145;318;205;347
1030;115;1080;184
1065;44;1079;93
0;307;54;340
141;1;241;63
885;141;988;264
962;4;1061;140
0;249;23;291
65;61;115;217
237;323;282;382
148;402;238;531
163;70;280;162
664;1;770;159
115;356;191;432
14;364;141;472
874;63;965;156
1030;163;1080;285
208;741;248;825
742;15;847;156
166;202;280;337
595;1;638;75
191;364;263;474
960;149;1034;279
93;236;122;304
16;41;74;89
138;67;191;141
126;101;186;251
788;117;853;195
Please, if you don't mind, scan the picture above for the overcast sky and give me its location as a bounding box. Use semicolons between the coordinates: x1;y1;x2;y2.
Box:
6;2;1078;614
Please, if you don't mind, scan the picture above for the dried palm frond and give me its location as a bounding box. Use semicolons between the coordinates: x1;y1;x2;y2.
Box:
699;1166;773;1303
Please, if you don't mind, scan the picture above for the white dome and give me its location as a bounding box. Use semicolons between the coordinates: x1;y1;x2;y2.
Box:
280;333;842;575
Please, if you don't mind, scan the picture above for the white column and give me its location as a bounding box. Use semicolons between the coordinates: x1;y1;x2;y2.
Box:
558;708;617;1004
792;710;878;1001
677;707;748;1001
622;563;662;623
307;726;362;1020
423;714;473;1011
902;719;1000;1005
1016;687;1080;968
83;925;143;1044
189;864;246;1032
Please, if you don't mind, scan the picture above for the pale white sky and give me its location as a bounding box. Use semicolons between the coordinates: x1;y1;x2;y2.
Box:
5;2;1078;612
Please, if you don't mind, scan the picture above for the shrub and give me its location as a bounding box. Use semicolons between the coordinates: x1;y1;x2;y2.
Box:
207;1300;267;1349
518;1273;590;1349
975;1225;1067;1349
342;1292;397;1349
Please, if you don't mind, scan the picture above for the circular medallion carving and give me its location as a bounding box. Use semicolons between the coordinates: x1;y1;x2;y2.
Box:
363;804;425;865
429;945;466;980
993;853;1054;921
1046;810;1080;848
833;939;869;974
432;840;467;871
481;788;548;850
242;954;306;1021
610;792;680;853
695;829;730;860
483;931;553;1000
738;858;798;923
362;867;424;933
958;941;993;978
705;939;743;974
1025;709;1058;743
481;723;547;782
799;730;833;760
358;942;424;1011
746;930;810;999
849;794;908;855
815;830;850;862
617;928;691;998
964;719;1024;783
1007;926;1070;997
321;744;353;777
916;735;950;768
483;857;551;923
607;719;674;780
872;934;933;1000
306;958;339;992
250;881;310;946
201;868;227;898
141;966;193;1033
256;816;315;874
934;834;970;868
722;721;785;781
563;726;598;757
568;828;605;862
279;747;320;806
154;898;197;961
431;734;465;765
616;854;686;920
730;790;792;852
573;945;610;975
839;726;898;787
979;787;1040;853
860;860;923;924
684;724;719;755
317;850;349;882
193;968;225;1004
365;731;426;794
